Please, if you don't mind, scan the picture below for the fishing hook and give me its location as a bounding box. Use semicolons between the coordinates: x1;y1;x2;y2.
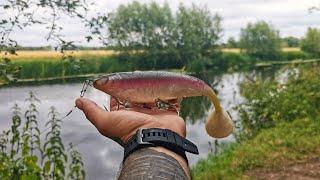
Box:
155;98;179;114
40;79;94;136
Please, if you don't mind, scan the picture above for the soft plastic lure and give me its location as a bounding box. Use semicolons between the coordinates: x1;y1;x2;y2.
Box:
92;71;233;138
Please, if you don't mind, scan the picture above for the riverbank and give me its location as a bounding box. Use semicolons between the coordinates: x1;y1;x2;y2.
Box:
191;118;320;179
192;64;320;179
5;49;310;83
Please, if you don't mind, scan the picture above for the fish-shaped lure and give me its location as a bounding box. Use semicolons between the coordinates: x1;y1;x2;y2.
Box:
93;71;233;138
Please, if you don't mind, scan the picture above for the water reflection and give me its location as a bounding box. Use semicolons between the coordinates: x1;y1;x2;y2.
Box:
180;71;244;125
180;96;210;124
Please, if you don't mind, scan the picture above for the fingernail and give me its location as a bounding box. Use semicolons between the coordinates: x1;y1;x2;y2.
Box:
75;98;83;109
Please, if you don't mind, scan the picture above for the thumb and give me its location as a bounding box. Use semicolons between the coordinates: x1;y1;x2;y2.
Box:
75;98;108;129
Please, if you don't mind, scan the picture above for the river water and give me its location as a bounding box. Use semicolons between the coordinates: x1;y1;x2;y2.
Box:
0;72;245;179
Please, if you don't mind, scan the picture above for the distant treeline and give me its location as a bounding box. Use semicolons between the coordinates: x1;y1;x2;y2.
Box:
3;1;320;84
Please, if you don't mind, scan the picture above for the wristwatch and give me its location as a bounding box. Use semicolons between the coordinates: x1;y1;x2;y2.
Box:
123;128;199;163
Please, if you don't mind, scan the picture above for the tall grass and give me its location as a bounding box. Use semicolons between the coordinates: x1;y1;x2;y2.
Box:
12;56;122;79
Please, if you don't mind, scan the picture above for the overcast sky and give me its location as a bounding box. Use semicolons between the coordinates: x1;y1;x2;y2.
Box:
11;0;320;46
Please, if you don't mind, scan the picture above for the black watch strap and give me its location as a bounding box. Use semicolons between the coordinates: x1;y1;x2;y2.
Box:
123;128;199;163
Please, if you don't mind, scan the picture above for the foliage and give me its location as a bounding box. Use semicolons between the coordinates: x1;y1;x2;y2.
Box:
239;21;281;60
237;65;320;140
301;27;320;57
0;0;88;46
2;49;311;84
192;117;320;179
0;91;85;179
176;4;222;67
206;52;253;72
0;57;21;85
281;36;300;47
226;37;239;48
0;0;108;84
192;64;320;179
280;50;309;61
23;91;42;157
43;107;67;179
107;1;222;69
108;1;174;50
68;143;85;180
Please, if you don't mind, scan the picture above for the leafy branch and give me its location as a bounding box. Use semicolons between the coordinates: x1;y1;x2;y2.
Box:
0;91;85;179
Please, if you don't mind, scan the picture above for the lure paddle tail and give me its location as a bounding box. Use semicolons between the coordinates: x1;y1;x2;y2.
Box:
205;88;234;138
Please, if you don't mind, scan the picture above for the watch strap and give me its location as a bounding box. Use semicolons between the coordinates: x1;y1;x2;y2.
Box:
123;128;199;163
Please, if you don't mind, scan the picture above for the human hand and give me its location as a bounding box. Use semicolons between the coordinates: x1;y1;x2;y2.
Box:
75;97;186;145
76;97;190;175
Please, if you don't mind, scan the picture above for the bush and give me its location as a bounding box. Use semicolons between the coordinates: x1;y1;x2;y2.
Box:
0;91;85;179
280;51;310;61
206;52;254;72
237;64;320;140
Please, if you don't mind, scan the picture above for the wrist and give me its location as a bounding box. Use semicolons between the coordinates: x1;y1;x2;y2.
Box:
120;147;190;179
122;128;197;179
149;146;190;178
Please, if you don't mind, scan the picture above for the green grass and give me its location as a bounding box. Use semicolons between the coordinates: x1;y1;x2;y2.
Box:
191;118;320;179
12;56;125;79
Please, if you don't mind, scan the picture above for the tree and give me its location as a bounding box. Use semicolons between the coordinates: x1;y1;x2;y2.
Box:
282;36;300;47
226;37;238;48
0;0;108;84
108;1;174;50
108;1;175;68
301;27;320;57
107;1;222;69
175;4;222;66
239;21;281;60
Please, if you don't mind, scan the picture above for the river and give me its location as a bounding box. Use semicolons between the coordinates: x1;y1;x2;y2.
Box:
0;72;245;179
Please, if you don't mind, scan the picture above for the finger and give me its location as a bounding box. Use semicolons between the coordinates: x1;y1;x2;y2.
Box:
76;98;112;130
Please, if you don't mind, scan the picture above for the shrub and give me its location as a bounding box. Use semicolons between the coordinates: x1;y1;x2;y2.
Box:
237;64;320;140
280;51;310;61
0;91;85;179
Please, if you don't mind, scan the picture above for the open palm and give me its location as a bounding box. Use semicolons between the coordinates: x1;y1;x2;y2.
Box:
75;97;186;145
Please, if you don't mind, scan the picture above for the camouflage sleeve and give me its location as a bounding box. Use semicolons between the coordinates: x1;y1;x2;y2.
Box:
117;148;189;180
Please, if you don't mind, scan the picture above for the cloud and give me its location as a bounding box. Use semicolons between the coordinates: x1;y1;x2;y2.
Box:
8;0;320;46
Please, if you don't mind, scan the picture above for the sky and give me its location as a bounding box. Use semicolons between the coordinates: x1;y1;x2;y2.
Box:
9;0;320;46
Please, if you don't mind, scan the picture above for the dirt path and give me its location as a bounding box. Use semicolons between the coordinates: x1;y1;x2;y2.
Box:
246;158;320;180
